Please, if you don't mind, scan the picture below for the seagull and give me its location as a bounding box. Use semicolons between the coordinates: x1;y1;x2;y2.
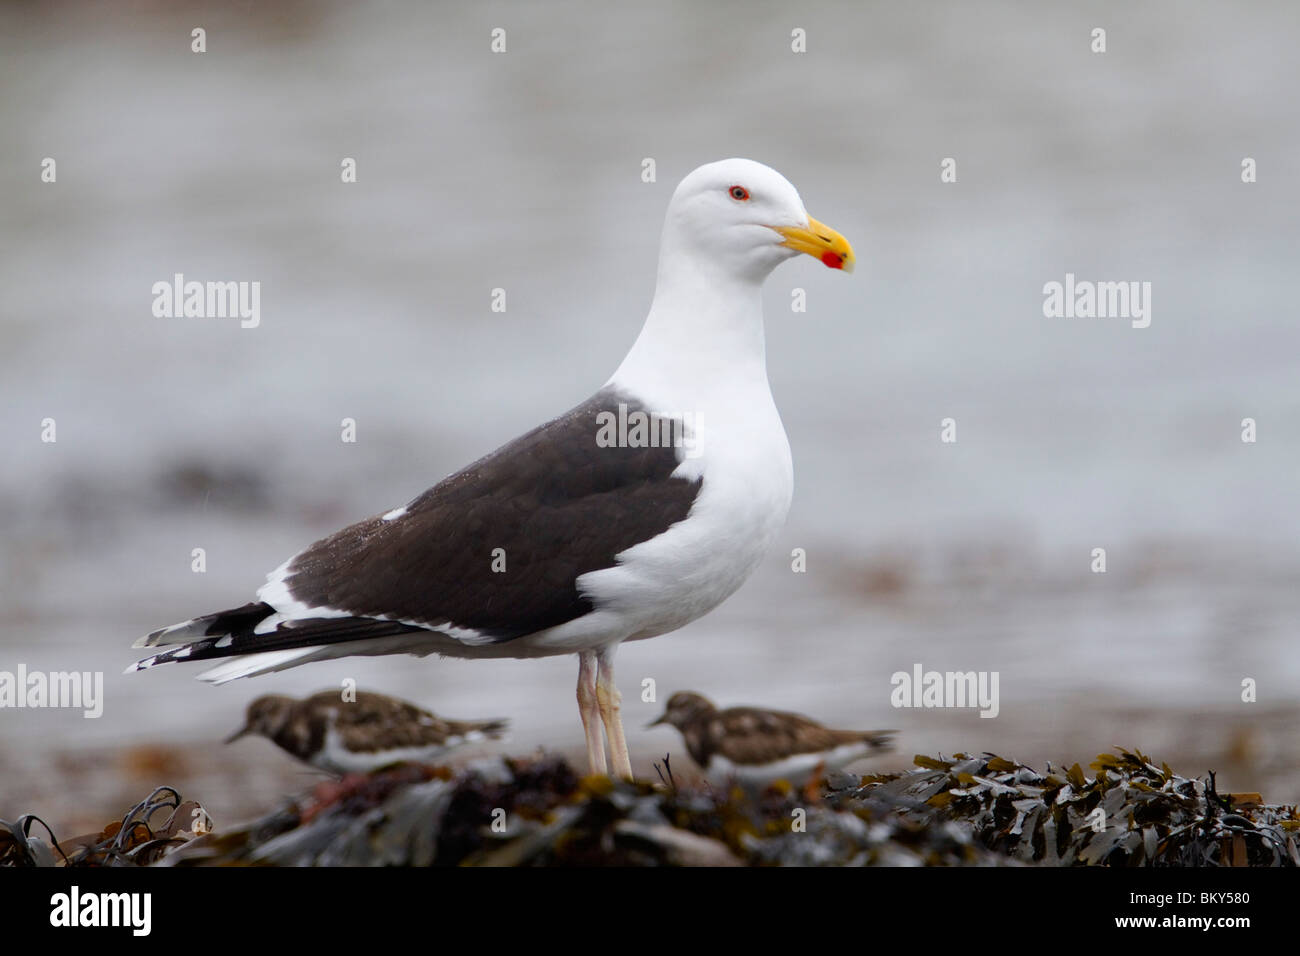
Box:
224;690;508;775
649;691;894;785
129;158;854;781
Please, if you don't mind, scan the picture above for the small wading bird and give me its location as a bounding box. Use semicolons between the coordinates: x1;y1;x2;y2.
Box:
130;158;854;781
225;690;507;775
650;691;894;786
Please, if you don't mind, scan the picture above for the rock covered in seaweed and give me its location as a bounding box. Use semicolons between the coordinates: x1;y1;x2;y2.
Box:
8;748;1296;867
838;748;1299;867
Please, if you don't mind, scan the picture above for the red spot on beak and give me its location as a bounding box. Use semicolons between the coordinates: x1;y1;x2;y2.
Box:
821;251;843;269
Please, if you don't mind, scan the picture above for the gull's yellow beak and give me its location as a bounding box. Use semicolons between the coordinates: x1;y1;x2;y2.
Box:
774;216;855;272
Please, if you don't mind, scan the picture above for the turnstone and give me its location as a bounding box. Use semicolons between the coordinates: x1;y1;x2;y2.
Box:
649;691;893;785
129;158;855;781
224;690;508;775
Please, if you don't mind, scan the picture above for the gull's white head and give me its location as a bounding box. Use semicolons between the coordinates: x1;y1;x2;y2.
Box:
659;158;855;283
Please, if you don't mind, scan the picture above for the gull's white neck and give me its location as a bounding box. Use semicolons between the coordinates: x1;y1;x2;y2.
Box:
608;244;772;408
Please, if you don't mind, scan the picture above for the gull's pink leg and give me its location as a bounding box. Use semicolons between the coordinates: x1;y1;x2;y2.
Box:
577;650;607;776
595;645;632;781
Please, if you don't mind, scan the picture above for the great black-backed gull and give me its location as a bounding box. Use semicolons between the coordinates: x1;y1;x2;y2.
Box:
649;691;893;785
225;690;508;775
129;158;855;781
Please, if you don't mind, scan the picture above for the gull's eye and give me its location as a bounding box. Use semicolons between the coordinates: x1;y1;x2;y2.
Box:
729;185;750;201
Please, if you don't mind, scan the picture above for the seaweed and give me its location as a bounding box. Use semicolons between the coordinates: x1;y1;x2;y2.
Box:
2;786;213;868
839;748;1299;867
7;748;1296;867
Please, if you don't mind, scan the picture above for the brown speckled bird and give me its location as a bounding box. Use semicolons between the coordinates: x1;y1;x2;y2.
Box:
225;690;507;775
649;691;893;785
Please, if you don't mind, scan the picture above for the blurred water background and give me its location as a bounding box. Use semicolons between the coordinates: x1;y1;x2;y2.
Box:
2;0;1298;829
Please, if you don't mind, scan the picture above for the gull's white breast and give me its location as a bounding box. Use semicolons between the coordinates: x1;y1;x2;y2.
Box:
521;375;793;655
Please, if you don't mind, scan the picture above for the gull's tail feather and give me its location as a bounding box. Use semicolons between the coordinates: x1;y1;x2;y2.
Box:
134;601;275;648
127;601;434;680
196;647;333;684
